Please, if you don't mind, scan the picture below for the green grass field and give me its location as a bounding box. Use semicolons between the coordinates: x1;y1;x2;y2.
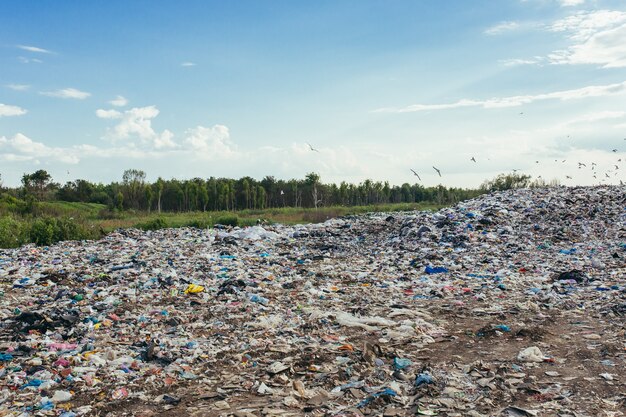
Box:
98;202;444;232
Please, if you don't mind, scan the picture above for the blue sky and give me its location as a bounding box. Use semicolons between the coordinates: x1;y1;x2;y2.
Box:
1;0;625;187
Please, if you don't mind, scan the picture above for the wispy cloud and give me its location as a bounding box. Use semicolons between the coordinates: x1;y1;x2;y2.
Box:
559;0;585;7
374;80;626;113
5;84;30;91
181;62;196;67
500;57;545;67
565;110;626;124
0;104;27;117
16;44;53;54
498;9;626;69
40;88;91;100
484;21;521;35
548;10;626;68
109;95;128;107
18;56;42;64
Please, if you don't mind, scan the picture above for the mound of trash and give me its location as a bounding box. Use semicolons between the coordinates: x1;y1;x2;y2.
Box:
0;186;624;416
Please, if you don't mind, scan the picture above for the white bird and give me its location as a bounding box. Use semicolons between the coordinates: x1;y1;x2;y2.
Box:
307;143;320;152
410;169;421;181
432;166;441;177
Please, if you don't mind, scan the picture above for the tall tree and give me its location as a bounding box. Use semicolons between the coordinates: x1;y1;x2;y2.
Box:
22;170;52;200
121;169;146;210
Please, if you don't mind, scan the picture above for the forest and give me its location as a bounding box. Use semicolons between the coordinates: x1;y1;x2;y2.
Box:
2;169;493;212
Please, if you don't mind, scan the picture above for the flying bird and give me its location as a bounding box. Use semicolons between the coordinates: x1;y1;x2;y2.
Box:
470;157;476;162
566;175;572;179
410;169;421;181
612;149;618;153
512;169;521;173
432;166;442;177
307;143;320;152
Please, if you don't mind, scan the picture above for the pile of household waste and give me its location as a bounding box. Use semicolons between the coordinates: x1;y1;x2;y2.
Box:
0;185;624;416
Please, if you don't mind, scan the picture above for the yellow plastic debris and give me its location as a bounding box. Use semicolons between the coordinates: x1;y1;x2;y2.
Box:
184;284;205;294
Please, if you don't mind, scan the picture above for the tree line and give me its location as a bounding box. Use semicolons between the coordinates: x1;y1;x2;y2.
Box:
1;169;534;213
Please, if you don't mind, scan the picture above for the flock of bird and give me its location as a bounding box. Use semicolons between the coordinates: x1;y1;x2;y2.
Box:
306;137;625;186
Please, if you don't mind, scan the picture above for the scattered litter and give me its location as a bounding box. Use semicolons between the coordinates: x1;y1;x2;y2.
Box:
0;186;624;415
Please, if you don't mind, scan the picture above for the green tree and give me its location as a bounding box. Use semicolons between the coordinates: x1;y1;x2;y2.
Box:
115;192;124;211
122;169;146;210
481;173;532;192
145;185;154;213
305;172;321;209
22;169;52;200
156;177;164;213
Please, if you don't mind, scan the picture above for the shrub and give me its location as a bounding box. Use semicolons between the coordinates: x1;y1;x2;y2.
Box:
0;216;28;248
136;217;168;231
214;214;239;227
184;218;211;229
29;218;56;246
28;217;92;246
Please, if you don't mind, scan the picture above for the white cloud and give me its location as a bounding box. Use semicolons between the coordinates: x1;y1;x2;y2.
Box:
0;104;27;117
547;10;626;67
549;10;626;40
17;45;53;54
5;84;30;91
566;110;626;124
374;80;626;113
0;133;79;164
181;62;197;67
102;105;178;149
154;130;177;149
109;95;128;107
41;88;91;100
500;57;544;67
559;0;585;6
485;21;520;35
96;109;123;119
18;56;43;64
108;106;160;140
183;125;235;156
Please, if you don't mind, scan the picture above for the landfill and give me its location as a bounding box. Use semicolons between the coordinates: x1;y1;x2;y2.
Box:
0;185;624;416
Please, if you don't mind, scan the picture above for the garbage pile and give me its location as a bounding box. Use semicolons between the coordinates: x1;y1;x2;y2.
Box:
0;185;624;416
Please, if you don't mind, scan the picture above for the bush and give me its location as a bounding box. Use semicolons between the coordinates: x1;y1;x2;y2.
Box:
184;218;211;229
28;217;92;246
30;218;56;246
0;194;31;215
136;217;168;231
214;214;239;227
0;216;28;248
